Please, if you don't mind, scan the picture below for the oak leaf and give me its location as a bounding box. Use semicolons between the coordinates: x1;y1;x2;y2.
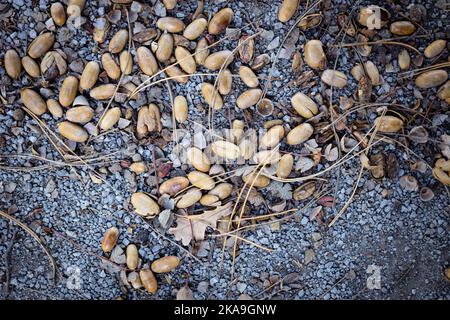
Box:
168;202;232;246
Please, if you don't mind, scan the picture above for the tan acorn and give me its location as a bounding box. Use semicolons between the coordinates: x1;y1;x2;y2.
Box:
365;61;380;86
291;92;318;118
183;18;207;40
58;121;89;142
200;194;220;206
415;70;448;89
398;49;410;70
176;188;202;208
140;269;157;294
188;171;215;190
195;37;210;66
159;176;189;196
304;40;326;70
162;0;177;9
59;76;78;107
21;56;40;78
175;46;196;74
208;8;233;35
374;116;404;133
201;83;223;109
187;147;211;172
99;107;121;131
204;50;234;70
174;95;188;123
51;2;66;26
438;81;450;101
129;162;146;174
253;150;281;164
102;53;121;80
236;89;262;109
28;32;55;59
131;192;160;218
156;32;174;62
278;0;299;22
126;244;139;270
165;65;189;83
109;29;128;53
119;50;133;75
67;0;85;17
211;140;240;160
66;106;94;124
157;17;185;33
89;84;116;100
46;99;63;118
209;183;233;199
218;69;233;95
276;154;294;178
151;256;180;273
239;66;259;88
101;227;119;253
424;40;447;59
136;46;158;76
21;89;46;115
242;173;270;188
5;49;21;79
286;123;314;145
80;61;100;91
261;125;285;148
321;69;348;88
390;21;416;36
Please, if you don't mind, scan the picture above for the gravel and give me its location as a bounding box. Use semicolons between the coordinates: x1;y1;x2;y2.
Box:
0;0;449;300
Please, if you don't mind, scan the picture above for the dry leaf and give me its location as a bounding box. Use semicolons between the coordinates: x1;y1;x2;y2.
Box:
168;202;232;245
295;157;315;173
176;285;194;300
324;144;338;162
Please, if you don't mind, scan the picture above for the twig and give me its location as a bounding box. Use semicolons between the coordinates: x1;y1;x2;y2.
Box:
0;210;56;285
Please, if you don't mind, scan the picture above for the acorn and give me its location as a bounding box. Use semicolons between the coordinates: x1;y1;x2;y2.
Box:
204;50;234;70
101;227;119;253
286;123;314;145
208;8;233;35
278;0;299;22
5;49;22;79
28;32;55;59
99;107;121;131
80;61;100;91
21;89;46;115
21;56;40;78
236;89;262;109
136;46;158;76
58;121;89;142
183;18;207;40
102;53;121;80
156;17;185;33
218;69;233;95
109;29;128;53
51;2;66;26
59;76;79;107
131;192;160;218
201;83;223;109
156;32;174;62
175;46;196;74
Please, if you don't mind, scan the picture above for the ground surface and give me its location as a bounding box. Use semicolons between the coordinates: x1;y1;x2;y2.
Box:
0;0;449;300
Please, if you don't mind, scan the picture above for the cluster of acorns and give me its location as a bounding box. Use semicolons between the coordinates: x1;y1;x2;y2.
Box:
101;226;180;294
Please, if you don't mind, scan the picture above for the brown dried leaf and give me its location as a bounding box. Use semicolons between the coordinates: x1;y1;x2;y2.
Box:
168;202;232;246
